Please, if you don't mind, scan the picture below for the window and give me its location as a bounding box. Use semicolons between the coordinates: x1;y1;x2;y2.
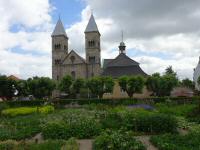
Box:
71;71;75;79
88;40;95;47
89;56;95;64
54;44;61;49
54;59;61;65
64;45;67;50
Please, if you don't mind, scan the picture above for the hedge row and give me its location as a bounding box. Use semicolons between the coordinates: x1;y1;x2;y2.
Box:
0;96;199;108
100;110;178;133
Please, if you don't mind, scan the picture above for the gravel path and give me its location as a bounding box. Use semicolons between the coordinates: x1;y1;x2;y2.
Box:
78;139;93;150
135;136;158;150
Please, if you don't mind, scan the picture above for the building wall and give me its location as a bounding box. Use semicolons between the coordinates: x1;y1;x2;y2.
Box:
61;64;87;79
52;35;68;81
85;32;101;78
103;81;152;99
194;61;200;90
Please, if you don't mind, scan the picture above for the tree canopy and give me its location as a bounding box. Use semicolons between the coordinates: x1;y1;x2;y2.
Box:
118;76;145;98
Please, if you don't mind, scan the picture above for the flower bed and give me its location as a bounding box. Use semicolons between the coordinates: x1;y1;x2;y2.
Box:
93;130;146;150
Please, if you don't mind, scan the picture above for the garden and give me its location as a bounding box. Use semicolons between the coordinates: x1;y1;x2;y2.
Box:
0;99;200;150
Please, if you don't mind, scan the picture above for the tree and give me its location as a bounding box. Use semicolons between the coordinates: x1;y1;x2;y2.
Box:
146;73;161;96
72;78;85;97
159;74;178;96
165;66;177;77
118;76;145;98
58;75;73;95
16;80;29;97
87;76;114;98
0;75;17;100
181;78;195;90
27;77;56;99
146;71;178;97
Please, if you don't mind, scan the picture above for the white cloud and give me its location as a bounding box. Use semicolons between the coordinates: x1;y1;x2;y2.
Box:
66;0;200;79
0;0;53;79
0;0;199;80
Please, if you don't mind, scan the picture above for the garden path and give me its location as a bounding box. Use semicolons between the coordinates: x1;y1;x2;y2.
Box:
78;139;93;150
135;136;158;150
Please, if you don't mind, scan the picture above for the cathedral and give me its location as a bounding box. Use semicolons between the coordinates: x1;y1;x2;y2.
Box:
52;14;149;98
52;14;101;81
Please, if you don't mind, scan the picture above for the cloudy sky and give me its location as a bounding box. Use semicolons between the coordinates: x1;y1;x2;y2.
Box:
0;0;200;80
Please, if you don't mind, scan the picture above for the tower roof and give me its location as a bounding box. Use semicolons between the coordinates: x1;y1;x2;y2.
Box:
52;18;67;37
85;14;99;33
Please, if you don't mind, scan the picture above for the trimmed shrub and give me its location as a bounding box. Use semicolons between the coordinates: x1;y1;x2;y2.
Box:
1;106;54;117
93;130;146;150
42;117;101;140
150;132;200;150
100;110;177;133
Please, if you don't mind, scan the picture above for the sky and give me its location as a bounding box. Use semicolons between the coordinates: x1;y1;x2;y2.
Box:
0;0;200;80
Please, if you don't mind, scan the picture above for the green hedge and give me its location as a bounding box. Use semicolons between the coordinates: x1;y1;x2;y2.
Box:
100;110;178;133
150;133;200;150
1;96;199;108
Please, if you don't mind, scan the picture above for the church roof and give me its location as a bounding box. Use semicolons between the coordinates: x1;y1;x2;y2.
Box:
85;14;99;33
52;18;67;37
102;53;147;78
106;53;139;67
102;66;147;78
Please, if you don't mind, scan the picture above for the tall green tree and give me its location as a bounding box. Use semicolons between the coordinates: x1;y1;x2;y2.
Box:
146;73;161;96
165;66;177;77
72;78;85;98
27;77;56;99
181;78;195;90
16;80;29;97
0;75;17;100
118;76;145;98
58;75;73;95
87;76;114;98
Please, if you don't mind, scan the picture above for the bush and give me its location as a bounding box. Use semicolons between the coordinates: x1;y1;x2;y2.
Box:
100;110;177;133
61;138;79;150
1;106;54;117
1;107;36;117
42;117;101;140
0;140;66;150
93;130;146;150
150;132;200;150
0;115;42;141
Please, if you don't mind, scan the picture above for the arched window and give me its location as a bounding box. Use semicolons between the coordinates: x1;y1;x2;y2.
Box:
54;44;61;49
71;71;75;79
88;40;95;47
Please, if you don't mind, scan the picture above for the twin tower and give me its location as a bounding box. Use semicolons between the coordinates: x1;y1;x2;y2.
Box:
52;14;101;81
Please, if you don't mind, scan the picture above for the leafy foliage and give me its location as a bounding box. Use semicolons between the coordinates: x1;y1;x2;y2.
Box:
150;133;200;150
1;106;54;117
0;75;17;100
118;76;145;98
93;130;146;150
42;117;101;139
146;72;178;96
0;140;67;150
58;75;73;95
87;76;114;98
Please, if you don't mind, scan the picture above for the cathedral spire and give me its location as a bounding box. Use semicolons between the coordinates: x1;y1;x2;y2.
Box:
85;14;99;33
52;18;67;37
